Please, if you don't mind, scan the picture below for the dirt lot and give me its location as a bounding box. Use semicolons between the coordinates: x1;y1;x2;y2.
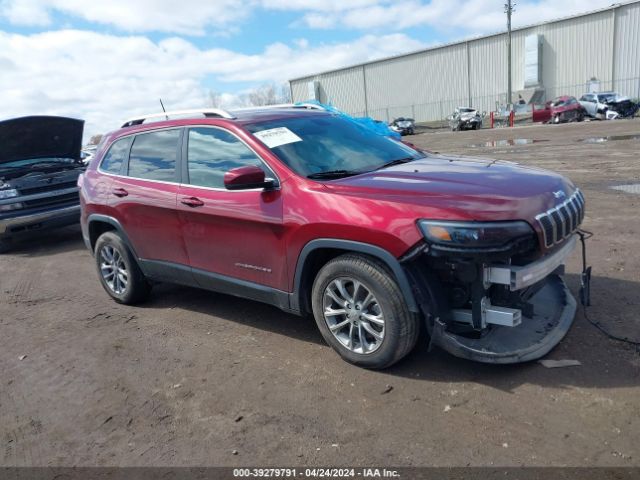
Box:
1;119;639;468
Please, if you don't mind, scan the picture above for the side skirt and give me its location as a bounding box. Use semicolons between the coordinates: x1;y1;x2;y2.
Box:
138;259;298;315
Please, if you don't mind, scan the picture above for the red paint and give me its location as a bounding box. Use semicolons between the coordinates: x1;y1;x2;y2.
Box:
80;110;578;294
533;96;585;123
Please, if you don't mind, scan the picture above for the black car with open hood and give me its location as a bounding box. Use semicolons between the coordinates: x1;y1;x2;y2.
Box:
0;115;86;252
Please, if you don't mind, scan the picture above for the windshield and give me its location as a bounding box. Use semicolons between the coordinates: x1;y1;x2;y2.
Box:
246;115;423;178
598;93;617;103
0;157;77;170
551;98;566;107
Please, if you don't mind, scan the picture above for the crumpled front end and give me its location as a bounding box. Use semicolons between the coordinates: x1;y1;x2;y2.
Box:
402;190;587;364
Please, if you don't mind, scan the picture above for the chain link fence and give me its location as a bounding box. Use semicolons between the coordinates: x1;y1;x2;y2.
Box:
346;77;640;124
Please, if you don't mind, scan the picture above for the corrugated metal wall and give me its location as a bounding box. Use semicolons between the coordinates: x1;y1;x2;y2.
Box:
614;2;640;98
290;1;640;122
364;44;469;122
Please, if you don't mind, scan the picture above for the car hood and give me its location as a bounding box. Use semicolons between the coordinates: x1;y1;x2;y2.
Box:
606;96;631;104
323;154;575;222
551;104;578;112
0;116;84;164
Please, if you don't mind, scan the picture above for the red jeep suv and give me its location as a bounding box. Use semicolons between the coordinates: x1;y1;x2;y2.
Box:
80;106;586;369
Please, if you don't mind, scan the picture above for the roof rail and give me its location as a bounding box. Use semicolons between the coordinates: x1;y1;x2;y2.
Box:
121;108;235;128
229;103;327;112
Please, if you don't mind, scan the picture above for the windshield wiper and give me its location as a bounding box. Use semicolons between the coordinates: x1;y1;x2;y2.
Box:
307;170;360;179
374;157;418;171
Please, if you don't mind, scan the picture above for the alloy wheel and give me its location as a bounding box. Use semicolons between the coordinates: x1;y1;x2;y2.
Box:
99;245;128;295
322;277;385;354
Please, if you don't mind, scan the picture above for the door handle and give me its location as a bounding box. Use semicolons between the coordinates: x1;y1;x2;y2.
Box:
112;188;129;197
180;196;204;208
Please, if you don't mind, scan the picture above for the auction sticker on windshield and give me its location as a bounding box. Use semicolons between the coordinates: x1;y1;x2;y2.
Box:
254;127;302;148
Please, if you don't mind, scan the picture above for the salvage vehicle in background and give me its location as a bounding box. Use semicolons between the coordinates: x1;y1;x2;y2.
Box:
389;117;415;136
81;144;98;165
579;92;639;119
0;116;85;253
532;96;585;124
80;106;588;369
448;107;483;131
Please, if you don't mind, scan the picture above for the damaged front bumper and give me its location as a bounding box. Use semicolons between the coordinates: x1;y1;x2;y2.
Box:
407;234;585;364
435;274;576;363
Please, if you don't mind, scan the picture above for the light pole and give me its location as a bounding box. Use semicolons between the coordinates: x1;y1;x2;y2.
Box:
505;1;515;109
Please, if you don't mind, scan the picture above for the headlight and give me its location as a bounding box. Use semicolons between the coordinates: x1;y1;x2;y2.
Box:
0;202;24;212
0;188;19;199
418;220;534;250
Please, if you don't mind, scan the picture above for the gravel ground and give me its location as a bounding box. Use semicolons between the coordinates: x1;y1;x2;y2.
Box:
1;118;639;467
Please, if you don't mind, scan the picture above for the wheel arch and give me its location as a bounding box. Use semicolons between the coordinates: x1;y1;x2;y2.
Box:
291;239;419;315
87;214;138;258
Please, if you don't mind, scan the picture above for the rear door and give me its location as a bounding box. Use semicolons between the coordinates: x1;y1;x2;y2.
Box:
109;128;189;267
176;126;286;290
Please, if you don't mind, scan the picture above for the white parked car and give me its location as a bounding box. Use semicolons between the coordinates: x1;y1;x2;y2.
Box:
578;92;637;119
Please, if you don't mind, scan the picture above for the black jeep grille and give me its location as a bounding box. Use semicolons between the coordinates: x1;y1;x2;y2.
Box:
23;191;79;209
535;190;585;247
19;180;79;196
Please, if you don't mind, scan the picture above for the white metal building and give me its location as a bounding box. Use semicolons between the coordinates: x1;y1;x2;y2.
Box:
289;1;640;122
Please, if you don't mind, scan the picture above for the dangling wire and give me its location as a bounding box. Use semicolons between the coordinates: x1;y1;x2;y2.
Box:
577;229;640;348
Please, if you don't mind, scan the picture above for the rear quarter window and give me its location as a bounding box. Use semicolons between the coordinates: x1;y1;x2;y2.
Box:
99;137;132;174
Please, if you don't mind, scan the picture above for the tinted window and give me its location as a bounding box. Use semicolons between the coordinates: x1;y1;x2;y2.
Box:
127;129;179;182
245;115;423;178
100;137;131;174
187;127;265;189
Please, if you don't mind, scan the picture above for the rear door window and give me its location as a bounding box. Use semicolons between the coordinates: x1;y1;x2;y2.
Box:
127;129;180;182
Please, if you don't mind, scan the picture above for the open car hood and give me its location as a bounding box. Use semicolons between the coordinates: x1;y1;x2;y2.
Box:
0;116;84;165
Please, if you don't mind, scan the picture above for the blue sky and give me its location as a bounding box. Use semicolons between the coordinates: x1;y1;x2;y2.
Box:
0;0;615;135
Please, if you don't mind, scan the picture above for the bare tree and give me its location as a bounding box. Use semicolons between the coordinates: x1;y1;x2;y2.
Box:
88;134;103;145
248;83;278;106
207;90;222;108
244;82;293;106
280;83;292;104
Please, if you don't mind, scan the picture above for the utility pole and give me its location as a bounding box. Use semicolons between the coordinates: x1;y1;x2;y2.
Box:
505;1;515;109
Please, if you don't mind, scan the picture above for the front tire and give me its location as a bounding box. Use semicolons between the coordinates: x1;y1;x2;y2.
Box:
94;231;150;304
311;254;419;369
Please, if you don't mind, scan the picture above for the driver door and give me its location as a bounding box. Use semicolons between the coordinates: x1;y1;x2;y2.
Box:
176;126;287;291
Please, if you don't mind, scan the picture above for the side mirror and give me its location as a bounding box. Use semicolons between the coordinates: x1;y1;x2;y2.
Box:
224;165;275;191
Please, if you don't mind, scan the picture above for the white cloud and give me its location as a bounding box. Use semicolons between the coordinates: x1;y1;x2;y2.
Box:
0;0;253;35
296;0;618;33
0;29;424;138
1;0;615;36
260;0;385;12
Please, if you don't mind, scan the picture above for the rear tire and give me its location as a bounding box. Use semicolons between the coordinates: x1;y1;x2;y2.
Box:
311;254;419;369
94;231;151;304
